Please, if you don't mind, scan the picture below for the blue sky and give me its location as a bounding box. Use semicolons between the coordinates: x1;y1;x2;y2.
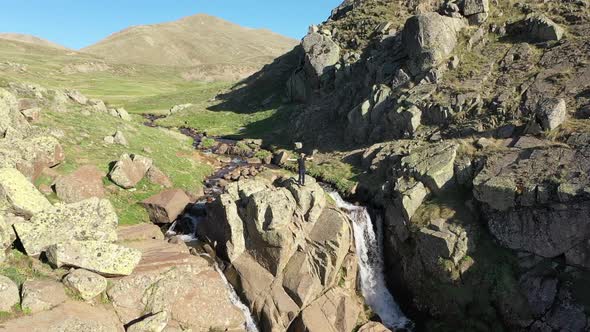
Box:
0;0;342;49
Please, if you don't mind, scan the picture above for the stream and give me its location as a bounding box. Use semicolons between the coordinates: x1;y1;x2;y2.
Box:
329;192;414;331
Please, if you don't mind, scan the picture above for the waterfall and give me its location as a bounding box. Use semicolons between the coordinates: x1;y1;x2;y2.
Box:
200;254;260;332
329;192;413;330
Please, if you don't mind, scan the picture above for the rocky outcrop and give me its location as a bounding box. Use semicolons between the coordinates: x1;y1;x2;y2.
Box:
46;240;142;276
402;13;466;75
473;143;590;258
203;177;362;331
14;197;118;256
54;165;106;203
141;189;190;224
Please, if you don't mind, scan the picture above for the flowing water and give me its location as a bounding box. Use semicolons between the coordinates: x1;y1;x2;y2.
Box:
207;256;260;332
329;192;413;330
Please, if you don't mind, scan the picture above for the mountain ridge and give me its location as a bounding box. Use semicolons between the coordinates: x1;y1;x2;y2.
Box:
81;13;299;67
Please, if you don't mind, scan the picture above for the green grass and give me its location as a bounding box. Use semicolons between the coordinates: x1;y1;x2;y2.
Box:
157;107;279;137
285;157;360;194
36;109;212;225
0;250;55;286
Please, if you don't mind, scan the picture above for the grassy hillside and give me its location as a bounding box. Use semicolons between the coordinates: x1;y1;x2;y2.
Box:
82;14;298;68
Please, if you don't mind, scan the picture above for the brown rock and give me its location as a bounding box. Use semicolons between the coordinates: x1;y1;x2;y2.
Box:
108;239;245;331
1;301;124;331
54;165;105;203
141;189;191;224
146;166;173;188
21;280;68;314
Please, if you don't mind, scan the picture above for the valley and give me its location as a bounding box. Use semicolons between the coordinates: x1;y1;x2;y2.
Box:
0;0;590;331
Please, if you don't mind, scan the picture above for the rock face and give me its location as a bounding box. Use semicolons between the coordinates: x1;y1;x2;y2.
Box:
0;275;19;312
401;141;458;192
14;197;118;256
20;280;68;313
54;165;106;203
127;311;168;332
473;144;590;258
141;189;190;224
1;301;125;331
107;238;246;331
62;269;108;301
203;177;362;331
109;154;153;189
402;13;466;74
46;240;142;276
0;168;52;218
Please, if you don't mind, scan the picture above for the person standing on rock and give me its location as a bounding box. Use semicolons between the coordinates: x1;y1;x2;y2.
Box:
288;147;312;186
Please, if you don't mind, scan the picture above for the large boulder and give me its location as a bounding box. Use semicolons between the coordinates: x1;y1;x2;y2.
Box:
402;12;466;74
0;275;19;312
46;241;142;277
0;301;125;331
0;168;52;218
141;189;190;224
13;197;118;256
20;280;68;313
302;32;341;80
515;13;565;42
109;154;153;189
107;239;246;331
54;165;106;203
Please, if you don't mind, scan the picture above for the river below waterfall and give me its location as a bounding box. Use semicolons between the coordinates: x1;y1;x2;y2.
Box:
329;192;414;330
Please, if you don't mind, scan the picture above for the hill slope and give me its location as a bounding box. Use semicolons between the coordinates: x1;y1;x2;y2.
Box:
0;33;69;50
82;14;299;67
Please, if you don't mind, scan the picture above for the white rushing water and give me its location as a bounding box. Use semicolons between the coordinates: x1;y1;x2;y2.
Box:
201;254;259;332
329;192;413;330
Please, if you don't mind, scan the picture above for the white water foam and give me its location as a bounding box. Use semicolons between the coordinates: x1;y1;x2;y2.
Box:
329;192;413;330
201;253;259;332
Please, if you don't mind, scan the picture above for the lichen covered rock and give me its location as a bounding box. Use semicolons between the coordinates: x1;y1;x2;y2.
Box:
46;241;142;276
14;197;118;256
0;168;52;218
